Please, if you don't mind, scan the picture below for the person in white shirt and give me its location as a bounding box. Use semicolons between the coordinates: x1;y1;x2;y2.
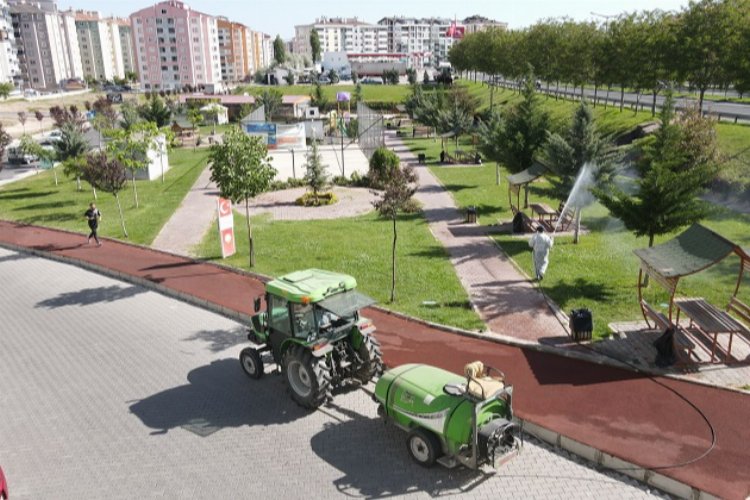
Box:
529;226;554;281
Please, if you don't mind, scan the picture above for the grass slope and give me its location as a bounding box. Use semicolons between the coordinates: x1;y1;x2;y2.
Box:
235;84;411;104
0;147;209;245
195;210;485;331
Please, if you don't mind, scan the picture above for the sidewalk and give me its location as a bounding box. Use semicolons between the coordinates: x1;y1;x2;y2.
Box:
0;219;747;499
386;132;569;343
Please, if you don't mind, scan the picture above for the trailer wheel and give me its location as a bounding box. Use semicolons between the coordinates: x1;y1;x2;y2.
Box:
406;428;441;467
282;345;331;409
239;348;263;379
354;335;384;383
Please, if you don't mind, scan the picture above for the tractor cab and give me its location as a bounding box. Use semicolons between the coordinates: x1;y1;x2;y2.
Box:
240;269;383;409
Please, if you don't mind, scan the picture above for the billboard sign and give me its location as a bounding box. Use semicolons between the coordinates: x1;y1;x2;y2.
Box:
243;122;277;147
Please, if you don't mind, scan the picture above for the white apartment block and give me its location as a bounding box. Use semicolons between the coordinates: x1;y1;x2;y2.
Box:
10;0;83;90
115;19;135;76
130;0;221;91
72;10;120;81
293;17;386;59
378;16;506;67
0;0;21;85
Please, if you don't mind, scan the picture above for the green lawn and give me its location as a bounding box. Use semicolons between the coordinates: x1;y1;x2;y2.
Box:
462;83;750;181
195;211;486;331
399;83;750;338
0;147;209;245
235;84;411;104
426;161;750;338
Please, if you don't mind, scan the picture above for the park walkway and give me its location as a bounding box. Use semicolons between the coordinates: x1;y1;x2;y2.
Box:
151;164;219;256
385;131;569;343
0;219;748;499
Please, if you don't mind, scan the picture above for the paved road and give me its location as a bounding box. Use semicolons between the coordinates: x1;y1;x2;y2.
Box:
488;78;750;121
1;221;748;499
0;248;663;499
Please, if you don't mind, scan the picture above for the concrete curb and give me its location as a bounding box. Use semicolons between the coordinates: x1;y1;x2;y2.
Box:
519;420;720;500
0;239;730;499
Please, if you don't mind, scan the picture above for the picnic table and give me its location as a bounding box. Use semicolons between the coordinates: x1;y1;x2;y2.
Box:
530;202;557;224
674;297;746;363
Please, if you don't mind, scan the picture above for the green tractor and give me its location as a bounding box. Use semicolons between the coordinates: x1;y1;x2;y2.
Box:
239;269;384;409
374;361;521;468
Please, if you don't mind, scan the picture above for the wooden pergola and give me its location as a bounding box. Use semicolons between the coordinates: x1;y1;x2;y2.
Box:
506;161;547;214
634;224;750;363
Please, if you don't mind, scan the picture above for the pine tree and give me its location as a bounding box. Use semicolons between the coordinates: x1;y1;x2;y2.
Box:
595;92;720;250
304;141;330;202
544;99;618;242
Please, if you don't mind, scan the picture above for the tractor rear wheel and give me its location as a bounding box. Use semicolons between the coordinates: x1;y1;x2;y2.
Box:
239;348;263;379
354;335;384;383
282;345;332;409
406;428;441;467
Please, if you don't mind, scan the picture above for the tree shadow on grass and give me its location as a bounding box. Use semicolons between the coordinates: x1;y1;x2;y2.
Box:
129;358;308;436
21;213;79;224
35;284;147;309
544;277;615;304
13;200;77;211
0;190;57;201
408;246;449;259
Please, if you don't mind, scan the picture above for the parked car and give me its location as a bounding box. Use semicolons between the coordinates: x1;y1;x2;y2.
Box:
7;145;37;164
318;76;331;85
361;77;383;85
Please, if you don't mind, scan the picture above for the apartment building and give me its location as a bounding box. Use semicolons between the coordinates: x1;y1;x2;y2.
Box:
114;18;135;76
10;0;83;90
293;17;387;59
130;0;221;91
216;17;247;82
73;10;118;81
0;0;21;85
377;16;505;67
462;15;507;34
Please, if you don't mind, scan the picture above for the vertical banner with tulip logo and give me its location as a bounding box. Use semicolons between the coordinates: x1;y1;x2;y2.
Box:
217;197;236;258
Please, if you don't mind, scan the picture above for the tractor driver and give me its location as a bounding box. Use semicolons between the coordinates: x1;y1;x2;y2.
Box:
316;308;339;334
292;303;316;339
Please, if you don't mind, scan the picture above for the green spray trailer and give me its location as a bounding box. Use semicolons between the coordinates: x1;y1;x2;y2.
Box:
374;361;521;469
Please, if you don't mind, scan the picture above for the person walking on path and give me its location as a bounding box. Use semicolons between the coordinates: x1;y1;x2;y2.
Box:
529;226;553;280
84;202;102;246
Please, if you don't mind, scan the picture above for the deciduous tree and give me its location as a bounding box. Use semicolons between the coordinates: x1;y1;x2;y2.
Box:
372;158;417;302
209;128;277;267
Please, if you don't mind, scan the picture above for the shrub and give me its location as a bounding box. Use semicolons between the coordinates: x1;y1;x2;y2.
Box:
269;177;307;191
295;191;338;206
368;147;400;188
401;197;423;214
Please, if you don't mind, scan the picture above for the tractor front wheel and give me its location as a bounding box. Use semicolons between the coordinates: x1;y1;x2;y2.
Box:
354;335;384;383
406;428;441;467
282;345;332;409
239;348;264;379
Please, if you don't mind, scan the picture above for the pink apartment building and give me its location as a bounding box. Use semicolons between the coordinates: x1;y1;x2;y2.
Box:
129;0;220;90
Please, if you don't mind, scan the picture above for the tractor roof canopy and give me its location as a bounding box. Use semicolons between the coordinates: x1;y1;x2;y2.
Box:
266;269;358;303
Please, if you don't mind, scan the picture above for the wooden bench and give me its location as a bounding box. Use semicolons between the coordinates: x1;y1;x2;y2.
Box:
727;297;750;341
641;300;696;363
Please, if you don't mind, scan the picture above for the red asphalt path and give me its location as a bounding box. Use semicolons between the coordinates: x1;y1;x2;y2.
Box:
1;220;748;499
